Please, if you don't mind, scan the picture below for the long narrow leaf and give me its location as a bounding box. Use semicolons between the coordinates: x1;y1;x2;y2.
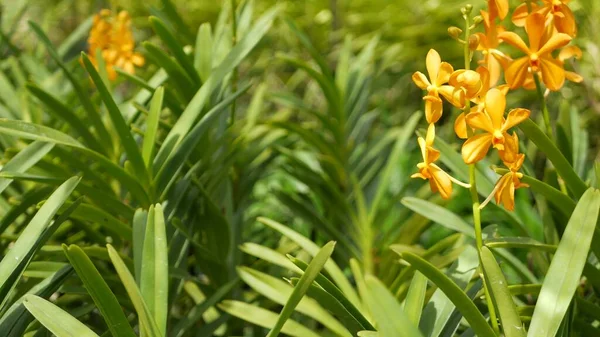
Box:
23;295;98;337
527;188;600;337
266;241;336;337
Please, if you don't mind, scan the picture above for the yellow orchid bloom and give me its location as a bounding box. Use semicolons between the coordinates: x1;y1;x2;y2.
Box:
512;0;577;37
87;10;144;81
475;10;512;86
412;49;466;123
461;88;530;164
499;12;572;91
488;0;509;21
453;66;510;139
412;124;469;199
481;133;529;211
449;69;482;100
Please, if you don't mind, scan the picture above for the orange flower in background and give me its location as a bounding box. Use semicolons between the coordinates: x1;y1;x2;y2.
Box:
412;49;465;123
411;124;454;199
481;133;529;211
88;10;113;56
461;88;530;164
87;10;144;81
488;0;509;21
512;0;577;37
499;12;572;91
475;11;511;86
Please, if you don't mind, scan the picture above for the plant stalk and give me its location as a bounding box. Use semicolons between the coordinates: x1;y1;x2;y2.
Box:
533;74;553;141
462;8;500;334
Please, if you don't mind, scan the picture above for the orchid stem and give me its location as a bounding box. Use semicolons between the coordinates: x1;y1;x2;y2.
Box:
533;75;553;141
462;6;500;334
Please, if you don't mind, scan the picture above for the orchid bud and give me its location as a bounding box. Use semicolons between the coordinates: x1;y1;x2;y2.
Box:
448;26;463;40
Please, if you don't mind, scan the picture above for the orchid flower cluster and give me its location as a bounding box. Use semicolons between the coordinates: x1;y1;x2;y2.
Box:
87;10;145;81
411;0;581;211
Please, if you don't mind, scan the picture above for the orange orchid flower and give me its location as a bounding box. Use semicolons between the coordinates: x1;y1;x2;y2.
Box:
513;0;577;37
87;10;144;81
488;0;509;21
475;10;511;86
481;133;529;211
461;88;530;164
499;12;572;91
521;44;583;89
412;124;469;199
453;66;509;139
449;69;482;100
412;49;465;123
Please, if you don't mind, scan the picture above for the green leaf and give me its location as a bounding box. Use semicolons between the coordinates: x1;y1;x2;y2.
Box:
143;42;196;101
150;16;200;84
480;247;525;337
28;21;112;155
289;277;366;336
0;176;80;307
0;119;83;148
0;140;53;194
484;237;556;253
63;244;136;337
142;87;164;171
194;23;213;82
258;217;361;309
401;197;474;238
404;271;427;326
140;204;169;336
23;295;99;337
218;300;321;337
133;209;148;284
266;241;336;337
153;6;280;167
364;275;424;337
155;83;251;194
0;119;150;204
288;255;374;331
527;188;600;337
239;267;351;337
81;53;150;185
27;83;102;152
107;244;163;337
0;265;73;337
369;113;420;221
400;252;496;337
171;279;238;337
519;119;587;198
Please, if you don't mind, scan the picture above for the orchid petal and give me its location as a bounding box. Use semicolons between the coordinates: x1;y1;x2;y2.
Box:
466;111;495;134
461;133;493;164
505;56;530;90
538;33;572;56
438;85;466;108
499;31;530;55
539;57;566;91
484;88;506;130
503;108;530;131
426;49;441;84
412;71;431;90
